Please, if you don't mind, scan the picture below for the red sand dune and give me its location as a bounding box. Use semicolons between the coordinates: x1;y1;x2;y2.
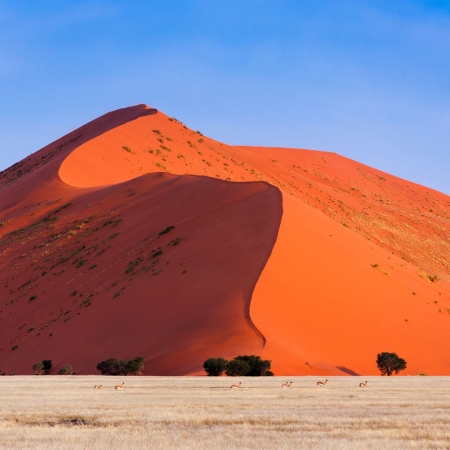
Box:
0;104;449;375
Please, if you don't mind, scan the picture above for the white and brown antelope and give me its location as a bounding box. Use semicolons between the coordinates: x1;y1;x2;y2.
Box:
282;381;293;388
317;379;328;388
359;381;368;388
114;382;125;390
230;382;242;389
93;384;103;390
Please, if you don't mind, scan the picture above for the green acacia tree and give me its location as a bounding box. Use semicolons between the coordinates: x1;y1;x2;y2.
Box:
225;359;251;376
96;357;146;375
203;358;229;376
233;355;273;376
97;358;117;375
376;352;407;376
126;357;146;375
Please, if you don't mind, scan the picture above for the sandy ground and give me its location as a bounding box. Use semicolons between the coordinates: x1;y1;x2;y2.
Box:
0;376;449;449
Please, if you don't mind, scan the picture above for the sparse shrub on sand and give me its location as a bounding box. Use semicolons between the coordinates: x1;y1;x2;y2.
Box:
122;146;134;153
376;352;406;376
167;237;183;246
58;365;74;375
155;162;168;171
203;358;229;376
33;360;52;374
419;269;439;283
33;362;44;375
126;258;141;273
159;225;175;236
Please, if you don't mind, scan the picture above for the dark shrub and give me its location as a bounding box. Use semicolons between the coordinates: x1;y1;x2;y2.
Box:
42;360;52;375
159;225;174;236
97;357;145;375
126;357;146;375
203;358;229;376
225;359;251;376
58;365;74;375
376;352;407;376
232;355;273;376
33;362;44;375
97;358;119;375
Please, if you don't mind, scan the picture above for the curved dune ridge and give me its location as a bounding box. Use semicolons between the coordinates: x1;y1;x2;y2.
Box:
0;105;282;375
0;104;449;375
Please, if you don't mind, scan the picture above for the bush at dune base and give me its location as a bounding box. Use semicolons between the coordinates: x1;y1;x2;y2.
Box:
203;355;273;376
96;357;145;375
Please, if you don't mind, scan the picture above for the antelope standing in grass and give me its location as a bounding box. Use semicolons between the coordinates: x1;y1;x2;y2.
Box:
114;382;125;390
317;379;328;388
359;381;368;388
282;381;293;388
231;382;242;389
93;385;103;390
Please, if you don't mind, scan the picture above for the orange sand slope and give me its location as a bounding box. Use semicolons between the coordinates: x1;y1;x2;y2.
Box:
1;104;449;375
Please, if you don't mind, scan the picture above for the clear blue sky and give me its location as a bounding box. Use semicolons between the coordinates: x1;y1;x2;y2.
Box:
1;0;449;194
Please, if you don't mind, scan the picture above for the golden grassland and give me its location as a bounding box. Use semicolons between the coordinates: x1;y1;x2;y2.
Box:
0;376;449;449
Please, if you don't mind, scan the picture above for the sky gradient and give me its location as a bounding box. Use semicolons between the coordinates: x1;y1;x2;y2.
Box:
1;0;449;194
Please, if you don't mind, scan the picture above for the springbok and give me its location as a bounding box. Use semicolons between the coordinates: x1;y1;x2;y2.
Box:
317;379;328;388
93;384;103;390
282;381;293;388
114;382;125;390
231;382;242;389
359;381;368;388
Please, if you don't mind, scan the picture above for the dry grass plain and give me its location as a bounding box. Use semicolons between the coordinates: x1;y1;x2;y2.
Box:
0;376;449;449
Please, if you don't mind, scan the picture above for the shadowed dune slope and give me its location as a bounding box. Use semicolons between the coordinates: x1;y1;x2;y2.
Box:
0;106;282;375
1;104;449;375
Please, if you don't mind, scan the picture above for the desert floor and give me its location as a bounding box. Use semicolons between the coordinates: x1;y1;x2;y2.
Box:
0;376;449;449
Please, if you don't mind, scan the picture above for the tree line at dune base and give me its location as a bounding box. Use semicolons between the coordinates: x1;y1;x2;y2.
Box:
202;352;407;377
0;352;407;376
